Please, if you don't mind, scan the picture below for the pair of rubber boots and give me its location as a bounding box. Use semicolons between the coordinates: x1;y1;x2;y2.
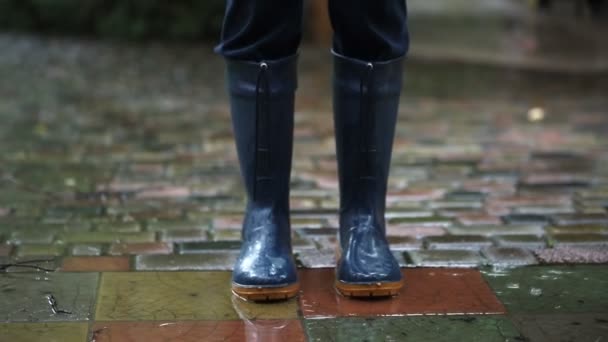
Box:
227;52;403;301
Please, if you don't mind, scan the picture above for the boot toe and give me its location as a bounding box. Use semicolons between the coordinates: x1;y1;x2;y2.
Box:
232;249;298;287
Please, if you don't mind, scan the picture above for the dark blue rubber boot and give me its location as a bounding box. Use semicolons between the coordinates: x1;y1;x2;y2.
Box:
226;54;299;301
332;51;404;297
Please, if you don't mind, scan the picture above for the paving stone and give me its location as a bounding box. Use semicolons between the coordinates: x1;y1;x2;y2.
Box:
0;272;99;322
549;233;608;247
134;253;238;271
212;228;241;241
61;256;130;271
57;231;156;244
159;229;208;243
299;268;505;317
455;213;502;226
69;243;104;256
8;230;55;244
95;272;298;320
501;214;551;225
176;241;241;254
147;219;210;232
386;225;447;238
545;224;608;235
511;313;608;342
406;250;485;267
108;242;173;255
16;244;65;257
295;249;336;268
447;223;544;236
551;213;608;226
388;216;453;228
90;320;306;342
0;244;12;257
304;316;523;342
387;236;422;251
494;235;548;249
534;247;608;263
424;235;493;250
482;265;608;313
96;221;141;232
481;247;538;266
0;323;89;342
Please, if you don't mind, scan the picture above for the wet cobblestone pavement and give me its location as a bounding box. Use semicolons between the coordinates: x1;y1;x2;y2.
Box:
1;5;608;339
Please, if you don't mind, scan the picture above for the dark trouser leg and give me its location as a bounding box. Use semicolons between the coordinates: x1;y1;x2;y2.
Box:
214;0;304;60
216;1;303;300
329;0;409;297
329;0;409;61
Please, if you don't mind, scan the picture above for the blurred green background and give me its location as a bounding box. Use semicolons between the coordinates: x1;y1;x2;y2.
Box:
0;0;225;40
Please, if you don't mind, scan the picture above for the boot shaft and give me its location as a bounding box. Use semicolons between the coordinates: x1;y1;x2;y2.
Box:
226;55;298;210
332;51;403;224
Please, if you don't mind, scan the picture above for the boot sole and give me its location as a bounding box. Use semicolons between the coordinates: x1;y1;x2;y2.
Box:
335;279;404;298
232;282;299;302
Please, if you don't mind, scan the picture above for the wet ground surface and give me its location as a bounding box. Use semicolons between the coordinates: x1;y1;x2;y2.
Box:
1;1;608;340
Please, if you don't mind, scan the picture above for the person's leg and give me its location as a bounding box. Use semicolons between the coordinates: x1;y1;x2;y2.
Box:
329;0;409;297
215;0;303;60
329;0;409;61
216;0;303;301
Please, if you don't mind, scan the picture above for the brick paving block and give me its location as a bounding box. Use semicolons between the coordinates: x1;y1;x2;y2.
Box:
494;235;547;249
0;272;98;321
0;323;89;342
108;242;173;255
295;249;336;268
304;316;523;341
388;236;422;251
212;228;241;241
160;229;208;243
534;247;608;264
16;244;65;257
8;230;55;244
96;221;141;232
299;268;504;317
511;313;608;342
69;244;104;256
212;216;243;230
481;247;538;266
501;214;551;225
385;208;434;219
147;219;210;232
550;233;608;248
58;231;156;244
550;213;608;226
388;216;453;228
292;234;317;251
90;320;306;342
455;213;502;226
95;272;298;320
61;256;130;271
406;250;485;267
512;205;575;215
176;241;241;254
135;253;238;271
387;188;446;202
482;265;608;313
424;235;493;250
447;223;544;236
546;224;608;235
0;244;12;257
386;225;447;238
291;217;328;229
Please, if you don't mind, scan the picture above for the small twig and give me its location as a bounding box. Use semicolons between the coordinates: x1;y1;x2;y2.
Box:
46;294;72;315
